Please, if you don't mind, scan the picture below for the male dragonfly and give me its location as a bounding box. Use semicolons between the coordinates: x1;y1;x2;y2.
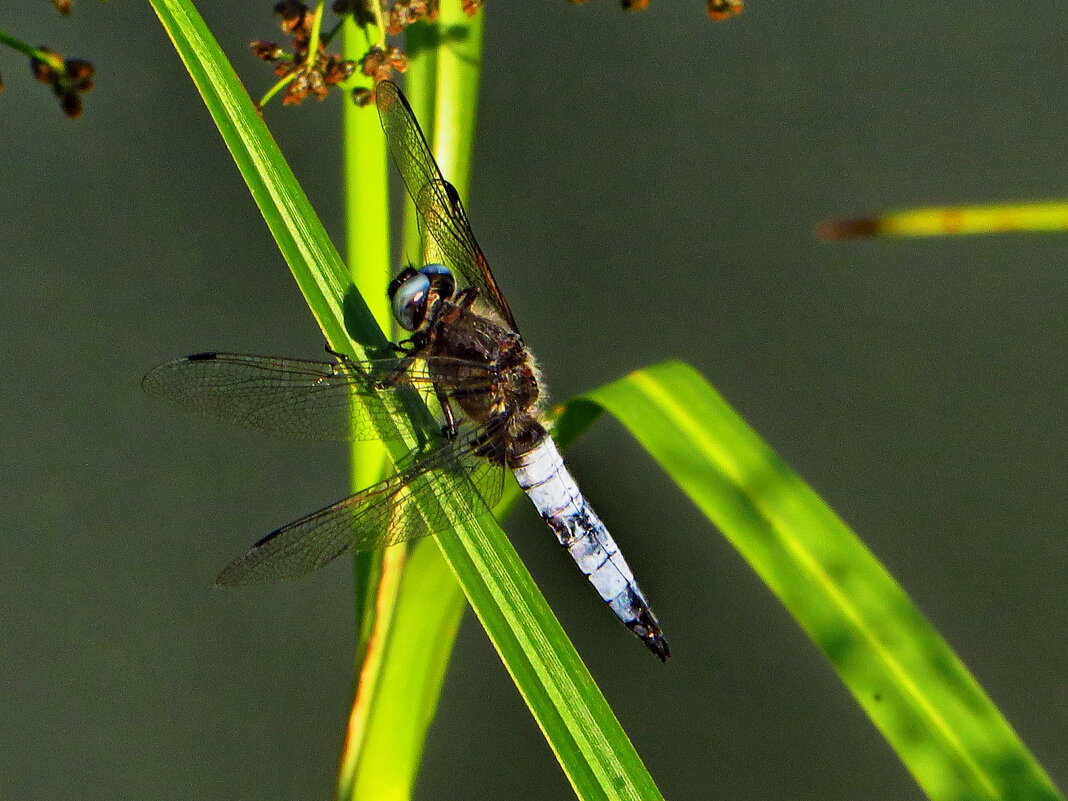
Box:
143;80;669;660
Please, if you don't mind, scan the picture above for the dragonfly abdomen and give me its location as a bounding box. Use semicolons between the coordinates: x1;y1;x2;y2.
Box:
512;438;669;661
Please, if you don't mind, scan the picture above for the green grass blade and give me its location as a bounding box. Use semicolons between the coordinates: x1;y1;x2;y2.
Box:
555;360;1063;801
148;3;664;800
335;13;403;801
818;200;1068;239
429;524;666;801
427;3;483;194
338;5;482;798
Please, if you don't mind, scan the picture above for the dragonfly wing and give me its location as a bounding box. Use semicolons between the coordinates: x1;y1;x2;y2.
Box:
376;80;520;331
215;431;507;585
142;352;493;442
416;177;520;328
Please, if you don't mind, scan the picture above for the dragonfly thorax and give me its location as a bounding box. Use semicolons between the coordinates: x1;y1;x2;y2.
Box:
389;263;456;331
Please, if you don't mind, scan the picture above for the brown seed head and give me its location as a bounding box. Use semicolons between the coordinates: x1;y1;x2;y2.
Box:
274;0;312;35
65;59;95;93
30;50;95;118
707;0;743;20
351;86;374;107
250;40;287;61
323;55;357;86
283;71;311;105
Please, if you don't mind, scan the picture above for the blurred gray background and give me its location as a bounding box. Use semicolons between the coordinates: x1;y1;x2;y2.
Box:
1;2;1064;800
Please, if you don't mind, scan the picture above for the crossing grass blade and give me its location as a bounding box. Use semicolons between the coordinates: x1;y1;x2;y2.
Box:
553;360;1063;801
147;2;665;800
337;7;485;800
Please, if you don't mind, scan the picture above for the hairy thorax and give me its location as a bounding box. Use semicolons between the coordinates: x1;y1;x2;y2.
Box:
426;302;546;462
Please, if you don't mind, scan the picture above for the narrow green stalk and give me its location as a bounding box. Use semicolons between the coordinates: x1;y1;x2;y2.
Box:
0;28;62;65
257;70;297;108
334;9;397;801
306;1;327;64
340;6;392;595
398;24;437;265
365;0;387;46
429;3;483;193
337;8;484;800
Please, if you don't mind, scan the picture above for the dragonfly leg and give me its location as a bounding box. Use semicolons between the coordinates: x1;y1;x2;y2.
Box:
455;286;480;311
325;343;354;363
370;355;416;391
394;328;433;355
434;382;459;441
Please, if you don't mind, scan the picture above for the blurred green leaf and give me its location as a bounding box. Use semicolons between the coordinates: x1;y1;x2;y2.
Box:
819;200;1068;239
555;360;1063;801
337;7;484;798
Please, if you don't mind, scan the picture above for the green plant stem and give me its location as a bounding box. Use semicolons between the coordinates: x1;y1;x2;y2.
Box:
307;1;326;64
257;71;297;108
335;8;396;800
0;28;62;66
365;0;387;47
428;5;482;192
336;8;485;801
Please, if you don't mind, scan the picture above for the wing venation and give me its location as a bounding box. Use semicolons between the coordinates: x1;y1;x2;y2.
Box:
376;80;520;331
216;431;507;584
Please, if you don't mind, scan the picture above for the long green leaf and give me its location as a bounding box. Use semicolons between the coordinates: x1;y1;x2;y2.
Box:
555;361;1063;801
335;11;402;801
337;5;484;799
146;2;664;800
818;200;1068;239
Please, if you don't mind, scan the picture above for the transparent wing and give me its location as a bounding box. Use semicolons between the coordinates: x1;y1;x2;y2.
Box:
142;351;497;442
376;79;520;332
215;430;507;585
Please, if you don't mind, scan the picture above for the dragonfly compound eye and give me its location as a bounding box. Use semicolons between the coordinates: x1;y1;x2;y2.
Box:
391;271;432;331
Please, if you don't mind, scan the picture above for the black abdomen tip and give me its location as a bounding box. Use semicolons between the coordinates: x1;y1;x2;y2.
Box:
647;633;671;662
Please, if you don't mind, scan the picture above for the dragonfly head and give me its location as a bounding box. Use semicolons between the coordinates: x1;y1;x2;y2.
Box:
389;263;456;331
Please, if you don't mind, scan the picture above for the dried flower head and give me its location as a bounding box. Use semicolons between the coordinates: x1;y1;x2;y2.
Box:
385;0;438;36
351;86;374;107
250;1;362;107
567;0;741;18
360;46;408;84
707;0;743;20
274;0;314;38
251;0;480;110
30;49;95;118
250;40;287;62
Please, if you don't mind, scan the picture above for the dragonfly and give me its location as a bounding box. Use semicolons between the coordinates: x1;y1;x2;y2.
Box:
143;80;669;660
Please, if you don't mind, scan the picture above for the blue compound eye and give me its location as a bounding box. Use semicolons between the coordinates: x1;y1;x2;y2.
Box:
420;263;455;298
391;272;431;331
419;263;451;279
